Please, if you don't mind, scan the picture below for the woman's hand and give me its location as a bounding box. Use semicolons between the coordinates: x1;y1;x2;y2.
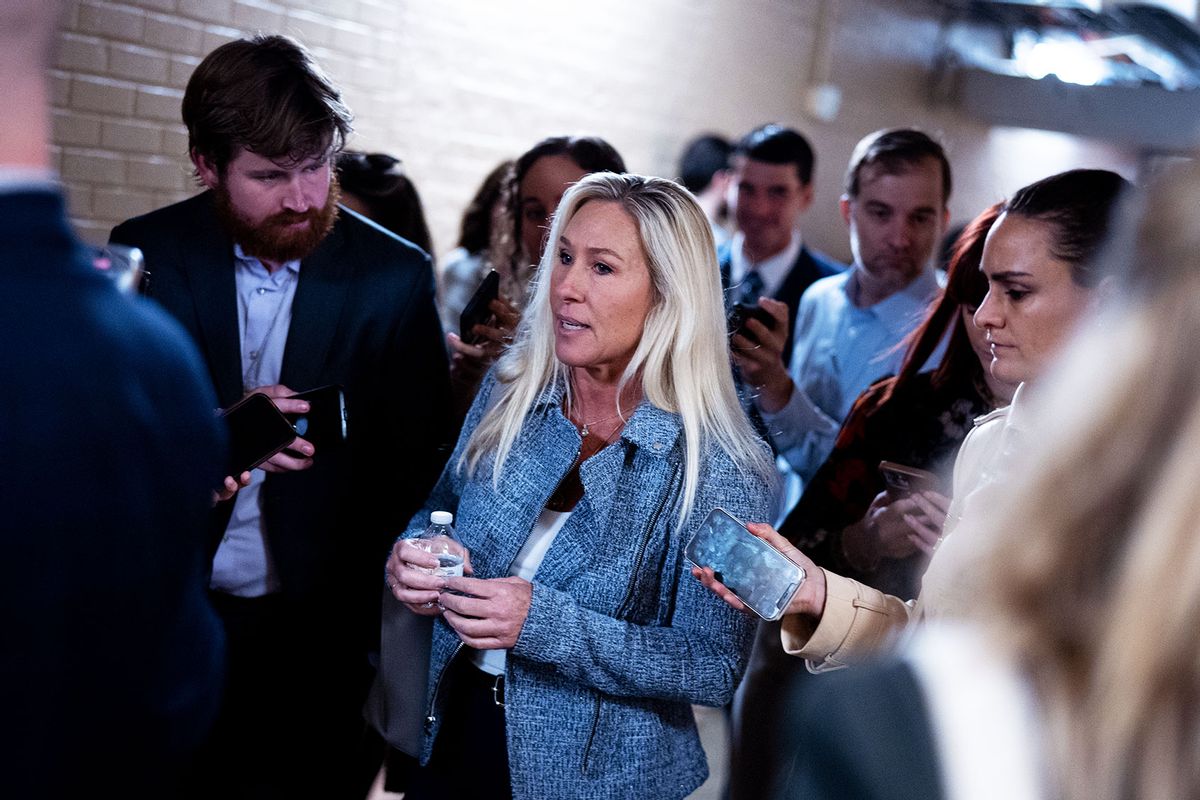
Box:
691;522;827;621
447;297;520;383
438;575;533;649
384;538;474;617
843;491;923;566
903;491;952;555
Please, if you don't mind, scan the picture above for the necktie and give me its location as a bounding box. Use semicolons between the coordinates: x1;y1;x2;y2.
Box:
740;268;765;305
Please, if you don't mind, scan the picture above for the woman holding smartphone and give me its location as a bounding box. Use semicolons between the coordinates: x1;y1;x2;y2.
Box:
386;173;774;799
696;168;1129;670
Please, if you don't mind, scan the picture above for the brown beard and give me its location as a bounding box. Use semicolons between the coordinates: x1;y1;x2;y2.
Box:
213;177;341;264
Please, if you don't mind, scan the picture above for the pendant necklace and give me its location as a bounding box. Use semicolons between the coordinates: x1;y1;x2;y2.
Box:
579;410;624;438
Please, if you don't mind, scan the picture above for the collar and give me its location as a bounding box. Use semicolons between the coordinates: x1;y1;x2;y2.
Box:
532;378;683;458
233;242;301;276
0;167;58;195
729;229;804;297
844;266;940;338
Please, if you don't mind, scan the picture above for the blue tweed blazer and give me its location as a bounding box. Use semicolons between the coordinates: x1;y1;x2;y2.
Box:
402;372;770;799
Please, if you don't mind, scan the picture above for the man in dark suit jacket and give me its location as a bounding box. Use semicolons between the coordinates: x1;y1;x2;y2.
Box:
1;3;225;795
111;34;453;800
720;124;842;367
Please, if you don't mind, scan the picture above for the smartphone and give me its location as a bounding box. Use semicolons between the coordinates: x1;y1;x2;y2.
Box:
460;270;500;345
286;384;348;451
878;460;941;495
92;243;146;295
685;508;806;621
727;302;776;341
220;392;297;475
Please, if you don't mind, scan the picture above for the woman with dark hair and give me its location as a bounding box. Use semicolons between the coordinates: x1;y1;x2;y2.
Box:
438;159;513;333
336;150;433;255
697;168;1131;673
779;203;1014;601
448;136;626;402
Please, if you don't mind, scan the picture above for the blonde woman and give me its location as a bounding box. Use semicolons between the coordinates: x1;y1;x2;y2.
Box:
385;172;774;799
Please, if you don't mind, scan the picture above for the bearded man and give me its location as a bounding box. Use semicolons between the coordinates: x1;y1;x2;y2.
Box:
111;34;452;800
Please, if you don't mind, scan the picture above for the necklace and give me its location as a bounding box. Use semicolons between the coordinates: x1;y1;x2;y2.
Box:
578;410;624;438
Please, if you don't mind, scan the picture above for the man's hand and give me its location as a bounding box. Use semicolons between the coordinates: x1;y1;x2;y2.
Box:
246;384;314;472
729;297;795;414
211;470;252;505
439;575;532;649
692;522;827;621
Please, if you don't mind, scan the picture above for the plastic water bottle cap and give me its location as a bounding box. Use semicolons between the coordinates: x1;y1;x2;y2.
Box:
430;510;453;526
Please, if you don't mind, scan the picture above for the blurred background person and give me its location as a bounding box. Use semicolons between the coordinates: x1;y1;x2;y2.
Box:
439;158;512;334
387;173;774;799
1;1;226;796
778;162;1190;800
727;203;1015;800
677;132;733;247
337;149;434;256
448;135;626;403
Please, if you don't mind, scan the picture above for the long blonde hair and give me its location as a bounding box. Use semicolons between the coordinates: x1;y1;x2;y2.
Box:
461;172;774;525
974;162;1200;800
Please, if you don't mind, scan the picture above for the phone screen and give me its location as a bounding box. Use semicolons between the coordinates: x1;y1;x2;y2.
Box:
685;508;805;620
220;392;296;475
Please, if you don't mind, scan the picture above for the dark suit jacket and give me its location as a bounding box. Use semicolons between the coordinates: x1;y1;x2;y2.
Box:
111;192;453;646
1;189;226;797
772;659;945;800
718;239;843;366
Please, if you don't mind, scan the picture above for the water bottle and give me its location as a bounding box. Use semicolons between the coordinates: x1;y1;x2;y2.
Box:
411;510;464;579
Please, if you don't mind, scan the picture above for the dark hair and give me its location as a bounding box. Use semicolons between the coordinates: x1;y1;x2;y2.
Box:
336;151;432;254
844;128;951;203
883;203;1001;406
735;124;815;186
457;160;513;254
183;34;353;173
1003;168;1130;287
678;134;733;193
488;135;626;294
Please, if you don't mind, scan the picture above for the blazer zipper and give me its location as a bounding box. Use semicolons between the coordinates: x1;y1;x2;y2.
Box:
581;454;681;774
425;437;582;736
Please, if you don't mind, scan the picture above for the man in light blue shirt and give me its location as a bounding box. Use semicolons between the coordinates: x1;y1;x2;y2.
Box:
732;129;951;521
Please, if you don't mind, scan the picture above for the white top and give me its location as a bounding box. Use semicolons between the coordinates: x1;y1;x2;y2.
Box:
473;507;571;675
906;624;1045;800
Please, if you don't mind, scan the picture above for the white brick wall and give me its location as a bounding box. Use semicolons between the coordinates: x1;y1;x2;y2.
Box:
53;0;1138;256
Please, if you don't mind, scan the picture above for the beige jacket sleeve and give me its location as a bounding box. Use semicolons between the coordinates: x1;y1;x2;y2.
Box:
780;569;914;672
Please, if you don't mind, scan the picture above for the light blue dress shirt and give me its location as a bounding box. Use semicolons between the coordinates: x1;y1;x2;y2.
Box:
760;266;942;520
209;245;300;597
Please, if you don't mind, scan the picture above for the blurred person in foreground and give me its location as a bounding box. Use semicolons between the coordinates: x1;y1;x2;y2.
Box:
110;34;453;799
0;1;225;796
700;169;1128;668
386;173;774;799
778;163;1193;800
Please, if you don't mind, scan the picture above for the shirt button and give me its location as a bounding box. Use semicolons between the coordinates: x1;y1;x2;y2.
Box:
257;287;267;295
249;350;259;359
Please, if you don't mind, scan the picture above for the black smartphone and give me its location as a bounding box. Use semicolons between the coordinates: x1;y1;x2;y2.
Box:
460;270;500;345
685;508;806;621
878;460;942;496
220;392;297;476
727;302;776;341
286;384;348;452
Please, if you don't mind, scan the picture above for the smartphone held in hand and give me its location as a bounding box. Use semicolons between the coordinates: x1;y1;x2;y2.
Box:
286;384;347;452
220;392;296;476
685;508;806;620
459;270;500;345
878;460;941;496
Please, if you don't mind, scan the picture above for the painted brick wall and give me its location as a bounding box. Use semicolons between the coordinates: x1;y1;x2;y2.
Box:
52;0;1137;259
